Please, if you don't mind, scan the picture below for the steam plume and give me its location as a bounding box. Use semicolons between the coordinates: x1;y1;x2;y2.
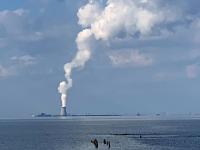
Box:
58;0;177;107
58;29;93;107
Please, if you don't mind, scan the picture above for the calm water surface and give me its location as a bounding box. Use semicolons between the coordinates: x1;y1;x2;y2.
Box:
0;117;200;150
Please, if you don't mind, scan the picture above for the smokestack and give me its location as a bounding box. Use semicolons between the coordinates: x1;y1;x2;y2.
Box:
60;107;67;116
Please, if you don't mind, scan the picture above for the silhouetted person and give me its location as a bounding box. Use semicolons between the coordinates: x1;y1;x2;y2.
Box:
108;141;111;149
91;139;98;149
95;139;99;148
140;134;142;138
103;139;106;144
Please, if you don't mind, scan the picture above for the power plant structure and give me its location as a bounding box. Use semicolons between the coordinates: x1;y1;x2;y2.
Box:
60;106;67;116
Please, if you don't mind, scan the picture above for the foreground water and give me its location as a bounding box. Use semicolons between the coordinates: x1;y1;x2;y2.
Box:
0;117;200;150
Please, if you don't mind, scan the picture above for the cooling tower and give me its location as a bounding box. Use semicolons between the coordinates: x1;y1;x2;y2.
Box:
60;107;67;116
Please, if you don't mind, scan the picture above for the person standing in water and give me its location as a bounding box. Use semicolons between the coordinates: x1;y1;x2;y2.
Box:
91;139;98;149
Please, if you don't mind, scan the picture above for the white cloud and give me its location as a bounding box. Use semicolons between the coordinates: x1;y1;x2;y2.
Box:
0;8;50;43
13;9;26;16
0;9;28;35
108;50;153;67
186;64;200;79
0;65;14;78
0;9;27;18
0;55;38;78
0;8;45;48
11;55;37;66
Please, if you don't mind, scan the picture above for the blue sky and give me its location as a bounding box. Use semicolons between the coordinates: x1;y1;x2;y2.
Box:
0;0;200;118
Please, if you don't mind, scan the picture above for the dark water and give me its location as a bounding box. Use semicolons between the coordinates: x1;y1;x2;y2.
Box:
0;117;200;150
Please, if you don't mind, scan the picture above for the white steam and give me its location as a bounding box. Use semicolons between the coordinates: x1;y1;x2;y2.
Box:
58;29;93;107
58;0;177;107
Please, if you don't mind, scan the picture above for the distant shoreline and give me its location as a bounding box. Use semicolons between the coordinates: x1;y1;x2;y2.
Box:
1;114;200;120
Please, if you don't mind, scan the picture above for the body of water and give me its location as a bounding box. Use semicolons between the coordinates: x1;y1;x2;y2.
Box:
0;117;200;150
